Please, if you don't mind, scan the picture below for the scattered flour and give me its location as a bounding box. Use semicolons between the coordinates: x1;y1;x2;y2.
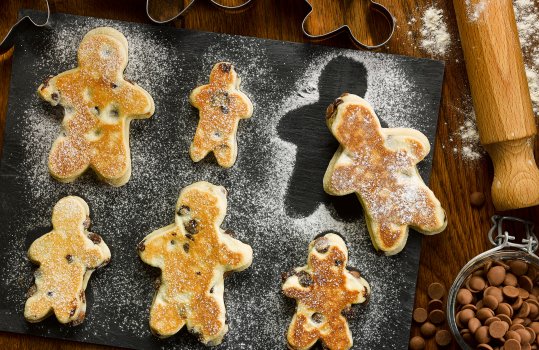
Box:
0;11;442;350
514;0;539;114
419;6;451;56
465;0;487;22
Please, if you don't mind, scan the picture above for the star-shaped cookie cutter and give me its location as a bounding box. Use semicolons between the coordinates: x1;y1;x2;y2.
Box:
0;0;50;54
145;0;253;24
302;0;396;49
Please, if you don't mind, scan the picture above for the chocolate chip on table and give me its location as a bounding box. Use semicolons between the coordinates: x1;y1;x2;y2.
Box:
420;322;437;338
428;282;446;300
429;309;446;324
409;336;425;350
470;191;486;207
427;299;443;312
413;308;428;323
435;329;452;346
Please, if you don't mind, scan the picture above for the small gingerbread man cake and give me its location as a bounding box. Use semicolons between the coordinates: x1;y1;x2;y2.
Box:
189;62;253;168
38;27;155;186
323;94;447;255
138;181;253;345
282;233;370;350
24;196;110;325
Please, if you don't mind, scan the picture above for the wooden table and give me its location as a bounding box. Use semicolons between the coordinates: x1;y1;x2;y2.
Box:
0;0;534;349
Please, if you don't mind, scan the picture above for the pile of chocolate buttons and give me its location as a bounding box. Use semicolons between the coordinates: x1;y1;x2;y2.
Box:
410;282;452;349
455;259;539;350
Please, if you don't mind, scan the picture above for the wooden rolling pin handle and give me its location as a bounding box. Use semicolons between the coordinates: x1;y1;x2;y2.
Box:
454;0;539;210
486;138;539;210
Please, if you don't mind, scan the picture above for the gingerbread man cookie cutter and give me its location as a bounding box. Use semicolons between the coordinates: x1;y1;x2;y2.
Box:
0;0;50;54
145;0;253;24
302;0;395;49
282;233;370;350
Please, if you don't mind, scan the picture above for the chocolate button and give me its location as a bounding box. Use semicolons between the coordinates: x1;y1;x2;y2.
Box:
428;282;446;300
506;330;522;342
420;322;436;338
475;325;491;344
429;309;445;324
484;295;499;310
505;273;519;287
468;317;481;333
516;328;532;343
485;286;504;303
487;266;506;286
477;307;495;321
470;191;486;207
505;339;522;350
469;276;487;292
413;308;428;323
428;299;443;312
509;260;529;276
476;345;494;350
435;330;451;346
460;308;475;324
488;320;507;338
409;336;425;350
504;286;521;299
520;276;535;293
457;289;473;305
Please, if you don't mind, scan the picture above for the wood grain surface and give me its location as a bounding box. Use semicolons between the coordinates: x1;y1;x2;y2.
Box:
0;0;536;349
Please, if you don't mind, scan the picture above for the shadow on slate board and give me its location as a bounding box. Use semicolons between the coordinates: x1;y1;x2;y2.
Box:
0;10;445;350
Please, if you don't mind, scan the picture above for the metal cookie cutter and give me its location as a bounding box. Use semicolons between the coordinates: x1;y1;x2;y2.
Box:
145;0;253;24
0;0;50;54
302;0;395;49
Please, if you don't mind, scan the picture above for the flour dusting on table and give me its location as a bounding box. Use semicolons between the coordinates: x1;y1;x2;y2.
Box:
0;12;443;350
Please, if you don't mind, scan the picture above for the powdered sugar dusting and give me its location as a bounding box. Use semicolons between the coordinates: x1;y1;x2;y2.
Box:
0;11;443;349
420;6;451;57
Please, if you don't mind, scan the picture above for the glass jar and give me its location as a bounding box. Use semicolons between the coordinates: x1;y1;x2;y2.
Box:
447;216;538;350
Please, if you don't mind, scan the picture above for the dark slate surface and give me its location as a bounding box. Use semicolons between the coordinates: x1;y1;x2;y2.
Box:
0;11;445;350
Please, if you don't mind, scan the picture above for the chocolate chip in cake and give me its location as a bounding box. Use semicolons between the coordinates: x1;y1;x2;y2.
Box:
177;205;190;216
296;271;313;287
65;254;73;263
314;237;329;254
281;270;296;283
137;240;145;252
88;232;102;244
51;92;59;102
220;105;229;114
185;219;198;235
220;63;232;73
224;229;236;238
183;243;189;253
311;312;324;323
334;260;343;266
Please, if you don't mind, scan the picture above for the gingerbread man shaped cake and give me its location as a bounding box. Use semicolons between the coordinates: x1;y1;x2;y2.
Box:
282;233;370;350
38;27;155;186
138;181;253;345
323;94;447;255
24;196;110;325
189;62;253;168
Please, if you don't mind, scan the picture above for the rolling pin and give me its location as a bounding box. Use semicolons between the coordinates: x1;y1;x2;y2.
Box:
453;0;539;211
